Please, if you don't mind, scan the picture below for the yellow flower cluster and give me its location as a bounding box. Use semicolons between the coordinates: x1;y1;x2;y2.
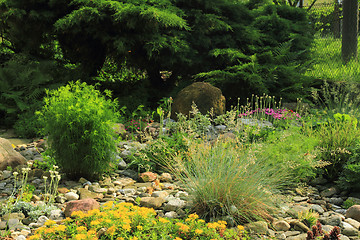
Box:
176;222;190;233
27;201;248;240
207;220;227;229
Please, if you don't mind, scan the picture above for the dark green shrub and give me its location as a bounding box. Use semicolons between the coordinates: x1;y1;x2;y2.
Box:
38;81;119;180
338;143;360;190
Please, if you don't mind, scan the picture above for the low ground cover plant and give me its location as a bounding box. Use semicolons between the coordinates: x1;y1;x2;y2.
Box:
29;201;249;240
37;81;120;180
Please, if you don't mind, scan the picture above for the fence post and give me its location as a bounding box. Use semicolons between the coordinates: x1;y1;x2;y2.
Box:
342;0;358;63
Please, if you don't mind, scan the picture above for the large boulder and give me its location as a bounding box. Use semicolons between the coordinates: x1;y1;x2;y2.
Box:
171;82;225;119
346;205;360;222
0;137;27;170
64;198;100;218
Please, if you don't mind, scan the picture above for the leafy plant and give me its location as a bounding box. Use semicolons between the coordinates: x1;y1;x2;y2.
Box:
252;127;322;182
298;209;319;228
33;150;57;172
128;132;191;173
311;80;360;118
342;198;357;209
37;81;120;180
315;113;360;180
0;53;76;127
338;142;360;191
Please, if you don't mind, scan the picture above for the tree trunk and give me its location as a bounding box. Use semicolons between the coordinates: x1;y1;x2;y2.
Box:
333;0;341;38
342;0;358;63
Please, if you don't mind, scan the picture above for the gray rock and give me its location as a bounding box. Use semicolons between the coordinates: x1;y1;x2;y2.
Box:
245;221;268;235
275;232;286;240
293;196;309;202
2;170;12;179
345;218;360;230
330;197;344;206
55;195;67;204
118;169;138;180
117;157;127;170
122;188;136;196
164;211;178;218
0;220;7;230
175;191;189;199
311;204;325;214
65;192;79;201
49;209;64;221
284;231;301;237
140;197;165;209
273;220;291;231
339;235;351;240
342;222;359;236
215;125;227;132
291;220;310;232
7;218;21;230
164;199;186;211
320;215;342;226
286;205;310;218
310;176;328;185
113;177;136;187
321;187;339;198
2;212;25;221
152;191;170;198
15;235;26;240
286;233;307;240
346;205;360;222
0;182;6;189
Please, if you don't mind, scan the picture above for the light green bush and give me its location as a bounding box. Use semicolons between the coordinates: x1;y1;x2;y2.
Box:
253;127;321;182
38;81;119;180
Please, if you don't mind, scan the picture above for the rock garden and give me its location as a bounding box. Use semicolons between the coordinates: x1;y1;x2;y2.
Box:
0;81;360;240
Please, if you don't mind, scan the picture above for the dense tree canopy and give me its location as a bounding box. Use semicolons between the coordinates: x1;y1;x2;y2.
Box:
0;0;314;126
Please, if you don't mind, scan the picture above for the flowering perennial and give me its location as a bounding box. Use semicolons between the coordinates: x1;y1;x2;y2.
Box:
238;108;301;120
28;201;248;240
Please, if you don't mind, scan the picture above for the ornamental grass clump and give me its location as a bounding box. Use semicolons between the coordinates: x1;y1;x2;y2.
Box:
37;81;119;180
167;139;290;224
28;201;248;240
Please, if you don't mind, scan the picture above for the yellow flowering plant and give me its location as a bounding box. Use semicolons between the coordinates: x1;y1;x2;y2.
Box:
27;201;249;240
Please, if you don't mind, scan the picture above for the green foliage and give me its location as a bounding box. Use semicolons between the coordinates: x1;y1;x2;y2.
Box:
33;150;57;172
338;142;360;190
167;138;290;224
38;81;120;180
342;198;358;209
20;184;36;202
0;54;66;126
311;80;360;118
1;0;315;108
308;4;337;35
196;4;314;104
252;127;321;182
13;109;43;138
0;201;58;221
306;37;360;83
128;132;190;172
315;113;360;180
298;209;319;228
